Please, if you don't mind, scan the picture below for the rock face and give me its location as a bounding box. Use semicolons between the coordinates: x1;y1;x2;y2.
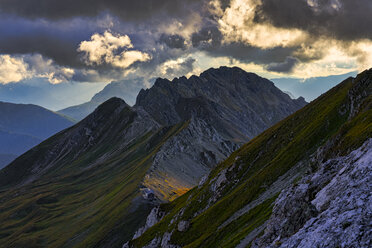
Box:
132;207;166;239
136;66;306;137
137;66;306;200
126;69;371;248
253;139;372;248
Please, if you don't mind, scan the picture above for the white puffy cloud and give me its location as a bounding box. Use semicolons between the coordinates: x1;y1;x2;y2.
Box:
0;55;30;84
0;54;75;84
159;56;197;79
78;31;151;68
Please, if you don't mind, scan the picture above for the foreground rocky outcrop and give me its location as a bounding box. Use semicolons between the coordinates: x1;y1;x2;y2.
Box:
252;138;372;248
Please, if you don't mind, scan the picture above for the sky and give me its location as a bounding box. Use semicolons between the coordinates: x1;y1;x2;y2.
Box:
0;0;371;107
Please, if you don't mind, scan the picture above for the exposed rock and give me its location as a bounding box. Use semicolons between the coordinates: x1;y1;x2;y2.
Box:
253;139;372;248
177;220;190;232
139;67;306;200
132;206;166;239
210;168;227;192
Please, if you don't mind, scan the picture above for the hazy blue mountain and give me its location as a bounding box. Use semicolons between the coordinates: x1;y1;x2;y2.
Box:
0;77;106;111
272;71;357;101
58;79;144;121
0;101;74;168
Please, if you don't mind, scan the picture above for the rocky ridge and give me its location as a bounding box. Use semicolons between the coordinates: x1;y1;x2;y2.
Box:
136;66;306;200
126;69;371;248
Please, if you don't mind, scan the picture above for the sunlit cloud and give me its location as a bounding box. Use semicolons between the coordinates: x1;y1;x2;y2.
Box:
0;54;75;84
78;30;151;69
217;0;307;49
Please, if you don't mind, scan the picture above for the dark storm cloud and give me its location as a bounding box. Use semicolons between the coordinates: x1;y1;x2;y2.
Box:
0;0;203;21
255;0;372;40
191;26;223;48
197;39;299;65
0;16;103;68
266;56;300;73
159;34;187;50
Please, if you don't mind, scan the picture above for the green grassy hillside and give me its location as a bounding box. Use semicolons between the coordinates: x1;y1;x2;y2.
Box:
0;99;189;248
129;69;371;248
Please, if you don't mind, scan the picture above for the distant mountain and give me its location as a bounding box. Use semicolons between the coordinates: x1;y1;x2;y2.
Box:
0;101;74;168
0;67;305;247
272;71;357;101
58;79;143;121
0;77;106;110
127;70;371;248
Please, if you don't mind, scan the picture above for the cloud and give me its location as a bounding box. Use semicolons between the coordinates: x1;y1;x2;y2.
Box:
216;0;307;49
266;56;299;73
0;0;204;21
0;55;29;84
255;0;372;41
78;31;151;69
160;57;197;79
159;34;187;50
0;54;75;84
0;0;371;86
191;26;223;49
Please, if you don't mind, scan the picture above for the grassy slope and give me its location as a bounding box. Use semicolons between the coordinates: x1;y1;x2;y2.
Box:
0;106;190;248
131;71;371;247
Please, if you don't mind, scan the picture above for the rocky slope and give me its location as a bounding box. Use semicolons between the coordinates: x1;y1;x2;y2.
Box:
0;67;305;247
137;67;306;200
126;69;371;248
252;138;371;248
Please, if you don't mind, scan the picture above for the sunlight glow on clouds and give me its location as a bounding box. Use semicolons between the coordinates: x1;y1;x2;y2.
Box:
0;54;75;84
0;55;29;84
217;0;306;49
78;31;151;68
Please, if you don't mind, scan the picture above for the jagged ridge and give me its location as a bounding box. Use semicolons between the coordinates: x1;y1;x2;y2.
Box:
128;69;371;248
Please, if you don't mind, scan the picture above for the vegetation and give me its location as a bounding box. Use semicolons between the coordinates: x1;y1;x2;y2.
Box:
0;103;190;248
131;70;371;247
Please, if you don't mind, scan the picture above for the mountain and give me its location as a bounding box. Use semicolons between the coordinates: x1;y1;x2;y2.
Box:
0;101;74;169
0;67;305;247
0;154;18;170
58;79;143;121
271;71;357;102
135;67;306;200
0;77;106;111
126;69;371;248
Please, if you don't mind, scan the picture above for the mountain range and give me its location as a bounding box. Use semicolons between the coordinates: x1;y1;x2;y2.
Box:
0;67;306;247
58;79;144;121
271;71;357;102
126;69;371;248
0;101;74;169
0;78;106;111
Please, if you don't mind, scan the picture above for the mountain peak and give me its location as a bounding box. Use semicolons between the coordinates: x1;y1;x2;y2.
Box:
84;97;129;120
136;66;306;129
